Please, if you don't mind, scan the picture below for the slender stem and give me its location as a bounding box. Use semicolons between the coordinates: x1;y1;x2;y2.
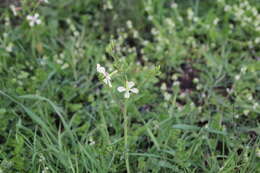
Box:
123;103;130;173
100;110;111;145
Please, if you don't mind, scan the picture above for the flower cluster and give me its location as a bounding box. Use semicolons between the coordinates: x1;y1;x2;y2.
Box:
96;64;139;98
97;64;113;87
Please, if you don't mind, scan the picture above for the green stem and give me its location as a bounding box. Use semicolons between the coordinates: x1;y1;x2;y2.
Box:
123;103;130;173
100;111;111;145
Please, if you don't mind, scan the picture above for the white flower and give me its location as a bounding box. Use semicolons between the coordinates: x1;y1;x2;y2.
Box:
96;64;112;87
171;2;178;9
96;64;105;74
253;103;258;110
247;94;253;101
235;75;240;80
256;148;260;158
27;13;41;27
243;110;250;116
89;137;95;146
173;81;180;86
6;43;13;52
126;20;133;29
187;8;194;20
148;15;153;21
213;18;219;25
39;0;49;3
163;92;171;101
117;81;139;98
10;5;17;16
224;5;231;12
241;66;247;73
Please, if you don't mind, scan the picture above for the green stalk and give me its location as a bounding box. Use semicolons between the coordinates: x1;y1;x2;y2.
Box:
123;103;130;173
100;111;111;145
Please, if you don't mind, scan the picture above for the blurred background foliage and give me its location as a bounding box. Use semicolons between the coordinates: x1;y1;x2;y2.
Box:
0;0;259;172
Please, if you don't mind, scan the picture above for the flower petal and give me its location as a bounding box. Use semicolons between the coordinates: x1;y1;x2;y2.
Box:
29;21;34;27
103;78;108;84
27;15;33;20
127;81;135;89
124;91;130;98
117;86;126;92
130;88;139;94
108;80;112;87
36;19;41;24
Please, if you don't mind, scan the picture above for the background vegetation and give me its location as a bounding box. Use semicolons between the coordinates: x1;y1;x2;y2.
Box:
0;0;259;172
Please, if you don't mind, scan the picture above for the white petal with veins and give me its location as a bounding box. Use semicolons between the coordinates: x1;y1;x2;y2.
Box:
124;91;130;98
117;86;126;92
127;81;135;88
130;88;139;93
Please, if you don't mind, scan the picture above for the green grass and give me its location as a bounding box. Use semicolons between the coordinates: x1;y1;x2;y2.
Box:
0;0;260;172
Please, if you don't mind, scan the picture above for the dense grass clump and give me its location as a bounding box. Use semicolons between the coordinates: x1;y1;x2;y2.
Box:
0;0;259;172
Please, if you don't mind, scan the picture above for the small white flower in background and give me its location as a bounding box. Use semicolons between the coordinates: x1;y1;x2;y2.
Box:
253;103;258;110
243;109;250;116
241;66;247;74
133;30;139;38
226;88;233;94
10;5;18;16
103;1;113;10
178;16;183;22
6;43;13;52
193;78;199;83
247;94;253;101
145;6;152;12
163;92;171;101
160;83;167;91
235;75;240;80
171;2;177;9
213;18;219;25
224;5;231;12
27;13;41;27
196;84;202;90
42;167;49;173
117;81;139;98
151;28;158;35
179;92;186;99
96;64;113;87
3;32;8;38
61;63;69;70
187;8;194;20
39;0;49;3
148;15;153;21
39;154;46;162
193;17;199;22
173;81;180;86
255;37;260;44
126;20;133;29
89;137;95;146
256;148;260;158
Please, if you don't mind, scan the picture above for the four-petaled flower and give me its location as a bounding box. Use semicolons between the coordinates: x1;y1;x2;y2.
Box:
96;64;112;87
27;13;41;27
117;81;139;98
